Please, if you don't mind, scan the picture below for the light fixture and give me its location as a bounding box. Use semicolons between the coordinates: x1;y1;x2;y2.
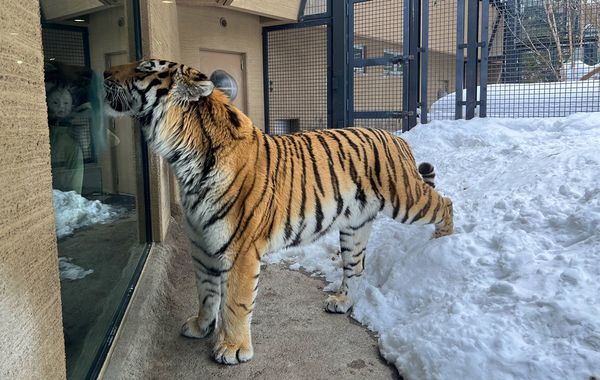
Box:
9;32;18;36
73;18;85;23
49;58;56;61
16;60;23;65
161;0;174;3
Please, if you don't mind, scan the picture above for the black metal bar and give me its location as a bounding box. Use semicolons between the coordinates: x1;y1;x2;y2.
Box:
346;0;354;127
354;111;403;119
262;29;271;133
354;56;406;68
298;0;308;21
479;0;489;118
263;18;330;32
405;0;420;130
455;0;465;119
132;0;152;244
465;0;479;119
420;0;429;124
331;0;349;129
402;0;411;131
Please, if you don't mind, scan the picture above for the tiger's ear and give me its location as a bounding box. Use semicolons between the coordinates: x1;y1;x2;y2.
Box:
172;66;214;101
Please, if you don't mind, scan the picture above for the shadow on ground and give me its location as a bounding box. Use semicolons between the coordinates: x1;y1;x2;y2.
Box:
102;210;401;380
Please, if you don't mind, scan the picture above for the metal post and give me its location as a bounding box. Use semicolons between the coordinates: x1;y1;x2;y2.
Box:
346;0;354;127
455;0;465;119
465;0;479;119
331;0;349;128
403;0;420;131
420;0;429;124
262;29;271;133
403;0;411;130
479;0;489;118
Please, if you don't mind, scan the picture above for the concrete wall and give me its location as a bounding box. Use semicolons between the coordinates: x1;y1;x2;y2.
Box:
141;0;182;241
177;5;265;130
0;1;66;379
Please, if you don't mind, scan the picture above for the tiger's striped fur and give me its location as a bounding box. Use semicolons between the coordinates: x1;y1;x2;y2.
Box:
103;59;454;365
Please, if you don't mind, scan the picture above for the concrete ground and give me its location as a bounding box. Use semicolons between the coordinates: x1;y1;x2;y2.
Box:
102;211;400;380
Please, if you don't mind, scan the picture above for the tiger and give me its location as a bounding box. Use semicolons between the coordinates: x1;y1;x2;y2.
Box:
103;59;454;365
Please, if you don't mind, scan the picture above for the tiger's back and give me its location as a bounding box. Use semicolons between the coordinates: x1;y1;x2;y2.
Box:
249;127;453;254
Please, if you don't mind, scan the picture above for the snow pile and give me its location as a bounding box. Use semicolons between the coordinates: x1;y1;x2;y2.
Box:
430;81;600;119
53;190;121;239
561;60;600;81
58;257;93;281
266;113;600;379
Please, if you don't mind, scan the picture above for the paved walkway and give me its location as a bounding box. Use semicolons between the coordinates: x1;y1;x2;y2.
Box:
102;213;399;380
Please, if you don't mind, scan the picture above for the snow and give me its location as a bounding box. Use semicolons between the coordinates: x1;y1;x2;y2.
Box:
429;80;600;119
58;257;93;281
52;189;121;239
266;112;600;379
561;60;600;81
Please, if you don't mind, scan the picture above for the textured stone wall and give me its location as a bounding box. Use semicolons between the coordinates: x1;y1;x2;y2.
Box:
0;1;66;379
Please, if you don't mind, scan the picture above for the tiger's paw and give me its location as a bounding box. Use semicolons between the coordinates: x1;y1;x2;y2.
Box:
325;294;352;314
432;226;453;239
213;341;253;365
181;316;215;339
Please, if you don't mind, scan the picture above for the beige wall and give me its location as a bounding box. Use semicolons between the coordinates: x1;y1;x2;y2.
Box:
177;5;265;130
141;0;182;241
0;0;66;379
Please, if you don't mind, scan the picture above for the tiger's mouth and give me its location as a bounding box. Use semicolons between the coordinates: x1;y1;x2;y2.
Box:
103;80;132;115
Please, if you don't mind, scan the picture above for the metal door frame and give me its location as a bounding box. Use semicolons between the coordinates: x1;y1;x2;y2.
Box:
348;0;422;131
263;0;490;132
263;0;333;133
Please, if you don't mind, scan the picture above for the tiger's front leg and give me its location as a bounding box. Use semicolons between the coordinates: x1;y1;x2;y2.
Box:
181;243;222;339
213;247;261;365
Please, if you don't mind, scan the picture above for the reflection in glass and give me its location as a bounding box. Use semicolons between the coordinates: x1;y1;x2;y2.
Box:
41;3;147;378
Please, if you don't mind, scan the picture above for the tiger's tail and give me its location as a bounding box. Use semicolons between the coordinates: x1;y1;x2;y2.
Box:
418;162;436;188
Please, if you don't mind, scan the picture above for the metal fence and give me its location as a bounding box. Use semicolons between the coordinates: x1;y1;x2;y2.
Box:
483;0;600;118
263;0;600;134
351;0;405;131
265;24;330;134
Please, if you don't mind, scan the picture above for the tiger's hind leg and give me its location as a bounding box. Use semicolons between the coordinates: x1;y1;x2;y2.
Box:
325;220;374;314
417;162;453;238
396;176;454;239
181;242;222;339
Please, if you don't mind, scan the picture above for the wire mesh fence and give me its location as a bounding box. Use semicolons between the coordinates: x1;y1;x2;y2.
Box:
427;0;461;120
352;0;404;132
264;0;599;134
266;24;329;134
484;0;600;117
303;0;328;16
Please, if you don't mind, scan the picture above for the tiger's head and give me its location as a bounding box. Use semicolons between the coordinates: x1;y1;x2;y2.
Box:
103;59;215;118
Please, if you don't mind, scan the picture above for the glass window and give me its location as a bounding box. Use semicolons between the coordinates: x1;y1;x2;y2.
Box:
40;2;148;378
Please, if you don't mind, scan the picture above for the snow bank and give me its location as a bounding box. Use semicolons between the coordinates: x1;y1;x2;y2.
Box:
561;60;600;81
430;80;600;119
53;190;121;239
58;257;93;281
266;113;600;379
